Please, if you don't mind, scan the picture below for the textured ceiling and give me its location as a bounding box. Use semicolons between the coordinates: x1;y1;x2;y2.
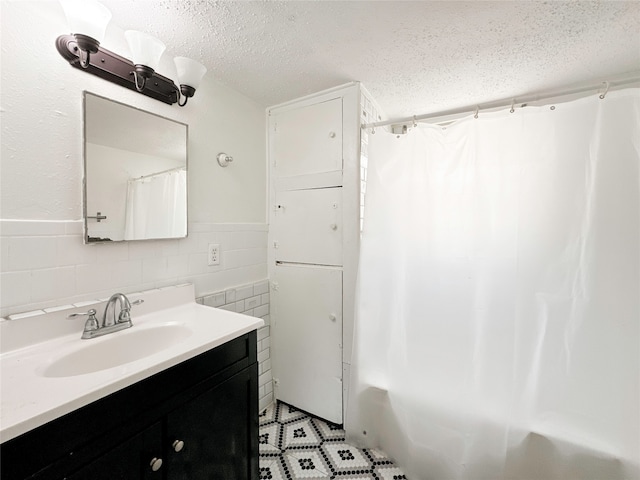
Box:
99;0;640;119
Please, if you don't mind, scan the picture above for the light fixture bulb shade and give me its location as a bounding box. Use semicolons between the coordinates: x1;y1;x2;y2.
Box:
174;57;207;90
59;0;112;43
124;30;166;71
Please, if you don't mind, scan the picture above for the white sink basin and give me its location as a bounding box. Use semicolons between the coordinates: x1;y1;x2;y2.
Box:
1;284;264;443
38;323;192;378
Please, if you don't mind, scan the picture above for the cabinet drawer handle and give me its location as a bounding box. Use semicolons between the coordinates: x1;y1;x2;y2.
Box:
173;439;185;452
149;457;163;472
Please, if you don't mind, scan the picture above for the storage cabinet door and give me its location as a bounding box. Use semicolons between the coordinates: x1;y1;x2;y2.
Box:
272;263;343;424
166;366;258;480
272;98;342;177
66;422;163;480
273;187;343;266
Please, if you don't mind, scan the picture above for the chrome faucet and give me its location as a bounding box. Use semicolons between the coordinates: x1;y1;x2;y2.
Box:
103;293;132;327
68;293;143;339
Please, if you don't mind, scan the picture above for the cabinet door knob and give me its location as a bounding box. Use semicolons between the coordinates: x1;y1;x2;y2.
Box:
329;314;337;322
330;223;338;231
149;457;163;472
172;439;185;452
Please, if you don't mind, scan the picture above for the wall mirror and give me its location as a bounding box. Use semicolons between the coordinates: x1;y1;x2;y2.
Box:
83;92;188;243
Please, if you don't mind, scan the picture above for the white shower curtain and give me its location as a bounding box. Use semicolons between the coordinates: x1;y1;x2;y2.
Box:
124;168;187;240
347;89;640;480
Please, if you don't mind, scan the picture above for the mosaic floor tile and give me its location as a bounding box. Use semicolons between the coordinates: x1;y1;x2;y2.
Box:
311;416;346;442
323;442;372;474
267;454;331;480
276;401;307;423
281;417;323;450
260;402;277;425
330;476;378;480
363;448;390;462
259;458;282;480
284;449;332;478
260;422;282;454
260;400;408;480
373;465;408;479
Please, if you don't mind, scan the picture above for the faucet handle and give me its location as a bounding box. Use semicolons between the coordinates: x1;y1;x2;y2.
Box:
67;309;98;319
118;298;144;323
68;309;100;338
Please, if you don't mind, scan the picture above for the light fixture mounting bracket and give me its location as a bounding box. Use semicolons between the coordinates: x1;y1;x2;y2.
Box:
56;35;179;105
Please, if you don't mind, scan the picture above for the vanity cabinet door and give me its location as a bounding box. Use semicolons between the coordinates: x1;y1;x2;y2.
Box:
165;366;258;480
66;422;163;480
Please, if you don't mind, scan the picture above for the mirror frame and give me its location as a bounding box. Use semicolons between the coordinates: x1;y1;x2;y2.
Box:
82;91;189;244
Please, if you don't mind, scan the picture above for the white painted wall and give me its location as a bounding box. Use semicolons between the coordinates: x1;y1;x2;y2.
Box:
1;1;265;223
0;1;268;318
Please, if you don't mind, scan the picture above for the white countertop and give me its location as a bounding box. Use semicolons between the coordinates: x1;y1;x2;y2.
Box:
0;285;263;442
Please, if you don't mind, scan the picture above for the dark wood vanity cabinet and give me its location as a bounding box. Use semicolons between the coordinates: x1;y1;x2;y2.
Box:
166;369;255;479
1;332;259;480
66;422;164;480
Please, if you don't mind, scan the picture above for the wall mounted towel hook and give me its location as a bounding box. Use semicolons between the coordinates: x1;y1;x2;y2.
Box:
217;152;233;167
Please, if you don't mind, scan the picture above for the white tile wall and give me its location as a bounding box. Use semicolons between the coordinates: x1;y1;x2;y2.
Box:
198;279;273;412
0;220;268;319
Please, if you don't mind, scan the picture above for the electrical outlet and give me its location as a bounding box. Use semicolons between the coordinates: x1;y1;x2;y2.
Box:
207;243;220;266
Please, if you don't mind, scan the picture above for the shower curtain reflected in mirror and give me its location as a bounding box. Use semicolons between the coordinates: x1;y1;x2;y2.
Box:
347;89;640;480
124;168;187;241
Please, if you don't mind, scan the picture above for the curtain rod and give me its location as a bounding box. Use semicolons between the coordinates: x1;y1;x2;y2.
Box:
361;73;640;130
133;166;185;181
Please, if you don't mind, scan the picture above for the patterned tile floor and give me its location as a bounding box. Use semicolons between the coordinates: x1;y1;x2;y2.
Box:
259;401;408;479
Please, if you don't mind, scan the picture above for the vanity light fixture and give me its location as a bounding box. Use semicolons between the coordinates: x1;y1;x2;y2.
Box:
174;57;208;106
59;0;112;68
56;0;206;106
124;30;166;92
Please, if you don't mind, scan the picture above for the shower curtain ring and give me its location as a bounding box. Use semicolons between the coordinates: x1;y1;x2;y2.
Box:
474;106;479;119
510;99;515;113
413;115;417;128
599;81;610;99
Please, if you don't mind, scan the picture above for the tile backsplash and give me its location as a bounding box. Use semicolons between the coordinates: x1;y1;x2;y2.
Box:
1;277;274;412
198;279;273;411
1;220;274;411
0;220;267;318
